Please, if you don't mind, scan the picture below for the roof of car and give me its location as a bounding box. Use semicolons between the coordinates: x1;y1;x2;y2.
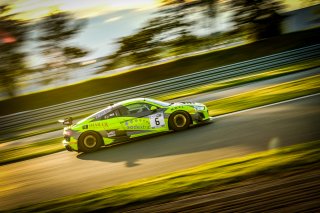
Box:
115;98;147;106
119;98;145;103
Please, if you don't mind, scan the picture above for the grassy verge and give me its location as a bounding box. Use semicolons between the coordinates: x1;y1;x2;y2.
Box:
1;74;319;166
206;74;320;116
11;140;320;212
1;28;319;116
156;59;320;101
0;138;64;166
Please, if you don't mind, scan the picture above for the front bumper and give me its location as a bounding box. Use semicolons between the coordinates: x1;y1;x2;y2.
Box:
192;107;210;123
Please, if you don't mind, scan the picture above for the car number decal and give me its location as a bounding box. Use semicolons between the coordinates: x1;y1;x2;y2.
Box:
149;112;165;128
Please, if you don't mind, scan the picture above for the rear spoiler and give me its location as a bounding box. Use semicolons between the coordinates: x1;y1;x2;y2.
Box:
58;117;73;126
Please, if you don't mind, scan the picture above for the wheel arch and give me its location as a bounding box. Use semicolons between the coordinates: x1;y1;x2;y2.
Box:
77;130;103;152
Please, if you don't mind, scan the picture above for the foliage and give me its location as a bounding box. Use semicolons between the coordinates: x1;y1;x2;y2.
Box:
106;5;195;69
107;0;287;70
161;0;220;39
299;0;320;7
228;0;286;40
162;0;219;18
0;5;28;97
63;46;88;59
37;12;88;82
162;0;286;40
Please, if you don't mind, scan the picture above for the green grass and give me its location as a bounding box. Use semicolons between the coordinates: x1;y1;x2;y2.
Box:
2;74;319;166
155;59;320;101
10;140;320;212
1;27;319;116
205;74;320;116
0;138;64;166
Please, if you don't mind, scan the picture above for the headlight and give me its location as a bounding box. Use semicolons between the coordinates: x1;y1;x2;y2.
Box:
194;106;205;111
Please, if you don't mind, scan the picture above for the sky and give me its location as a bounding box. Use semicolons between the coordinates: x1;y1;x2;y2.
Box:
0;0;315;67
0;0;162;66
3;0;307;21
2;0;160;19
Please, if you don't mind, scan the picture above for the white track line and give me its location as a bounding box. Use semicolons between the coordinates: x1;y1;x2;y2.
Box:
212;93;320;119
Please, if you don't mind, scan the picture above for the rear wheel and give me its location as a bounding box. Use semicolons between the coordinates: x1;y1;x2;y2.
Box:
169;111;191;131
78;131;102;153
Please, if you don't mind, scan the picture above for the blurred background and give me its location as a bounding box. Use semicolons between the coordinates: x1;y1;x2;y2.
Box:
1;1;320;211
0;0;319;99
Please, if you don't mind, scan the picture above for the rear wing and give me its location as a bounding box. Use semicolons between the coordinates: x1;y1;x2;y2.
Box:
58;117;73;126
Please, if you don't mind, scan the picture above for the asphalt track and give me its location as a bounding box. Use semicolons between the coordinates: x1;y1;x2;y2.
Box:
1;94;319;210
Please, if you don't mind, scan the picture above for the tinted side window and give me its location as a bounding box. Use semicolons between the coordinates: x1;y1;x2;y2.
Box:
103;110;118;119
95;110;119;120
118;106;130;116
119;103;153;117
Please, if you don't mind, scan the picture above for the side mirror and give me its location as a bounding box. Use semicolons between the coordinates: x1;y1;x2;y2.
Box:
150;106;157;111
63;120;72;125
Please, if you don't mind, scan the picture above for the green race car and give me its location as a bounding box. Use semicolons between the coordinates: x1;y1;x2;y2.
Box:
61;98;211;153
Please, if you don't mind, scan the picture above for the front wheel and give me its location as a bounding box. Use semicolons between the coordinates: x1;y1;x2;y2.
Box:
169;111;191;131
78;131;102;153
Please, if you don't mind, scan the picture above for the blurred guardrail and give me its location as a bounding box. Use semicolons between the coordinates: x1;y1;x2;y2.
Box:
1;44;320;134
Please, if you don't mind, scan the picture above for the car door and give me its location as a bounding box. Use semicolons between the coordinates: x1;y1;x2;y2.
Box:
92;109;129;144
118;102;167;138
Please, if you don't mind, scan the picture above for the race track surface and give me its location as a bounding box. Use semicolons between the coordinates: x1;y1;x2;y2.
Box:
1;94;319;210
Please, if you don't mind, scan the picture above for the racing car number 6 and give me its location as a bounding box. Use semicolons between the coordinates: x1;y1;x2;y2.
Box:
150;112;165;128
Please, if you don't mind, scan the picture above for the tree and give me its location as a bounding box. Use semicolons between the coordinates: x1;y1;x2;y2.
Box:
162;0;286;40
228;0;285;40
161;0;219;34
105;30;159;69
0;5;28;97
162;0;218;18
37;12;88;82
106;9;194;69
299;0;320;7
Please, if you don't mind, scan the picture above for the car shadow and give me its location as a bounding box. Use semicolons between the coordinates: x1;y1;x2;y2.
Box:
76;120;263;168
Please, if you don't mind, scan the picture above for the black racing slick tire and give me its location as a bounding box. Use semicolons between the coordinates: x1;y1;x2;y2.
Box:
78;131;102;153
169;111;191;131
